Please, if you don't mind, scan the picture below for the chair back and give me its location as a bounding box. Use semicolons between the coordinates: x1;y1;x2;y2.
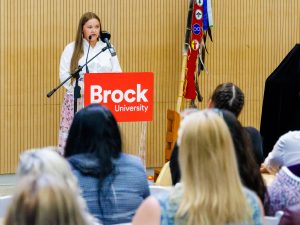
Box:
0;195;12;218
155;161;172;186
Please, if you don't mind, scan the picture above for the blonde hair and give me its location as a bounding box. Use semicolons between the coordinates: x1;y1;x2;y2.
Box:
176;110;251;225
16;147;99;225
5;174;88;225
17;146;77;192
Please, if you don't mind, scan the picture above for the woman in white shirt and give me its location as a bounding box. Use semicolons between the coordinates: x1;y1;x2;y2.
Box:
58;12;122;148
262;131;300;174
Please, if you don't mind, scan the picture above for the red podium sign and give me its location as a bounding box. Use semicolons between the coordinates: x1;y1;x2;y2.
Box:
84;72;153;122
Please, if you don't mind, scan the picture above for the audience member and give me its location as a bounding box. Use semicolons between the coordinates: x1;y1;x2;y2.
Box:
208;82;264;165
222;110;269;208
4;174;90;225
16;147;100;225
64;104;150;224
170;109;269;211
170;83;264;185
266;163;300;216
261;131;300;174
133;110;264;225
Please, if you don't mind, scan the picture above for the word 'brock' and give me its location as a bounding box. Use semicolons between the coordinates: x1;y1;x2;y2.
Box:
90;84;148;103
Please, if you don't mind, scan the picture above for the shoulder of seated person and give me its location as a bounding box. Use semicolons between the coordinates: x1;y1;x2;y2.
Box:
244;126;260;134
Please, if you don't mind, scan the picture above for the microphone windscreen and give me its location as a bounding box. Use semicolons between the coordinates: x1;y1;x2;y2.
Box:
100;31;111;42
88;35;92;40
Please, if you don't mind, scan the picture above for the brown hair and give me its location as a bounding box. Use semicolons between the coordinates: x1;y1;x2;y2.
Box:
70;12;102;83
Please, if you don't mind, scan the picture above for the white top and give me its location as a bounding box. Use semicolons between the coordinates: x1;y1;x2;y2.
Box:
264;131;300;174
60;39;122;92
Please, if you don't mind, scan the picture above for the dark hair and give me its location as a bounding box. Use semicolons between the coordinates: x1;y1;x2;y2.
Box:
211;83;244;117
221;110;268;206
170;143;180;185
64;104;122;179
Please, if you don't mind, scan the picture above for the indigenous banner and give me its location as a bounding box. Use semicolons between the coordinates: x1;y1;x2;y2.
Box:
84;72;153;122
183;0;204;100
182;0;213;102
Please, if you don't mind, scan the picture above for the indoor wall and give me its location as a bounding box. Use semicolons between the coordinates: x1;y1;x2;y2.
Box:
0;0;299;173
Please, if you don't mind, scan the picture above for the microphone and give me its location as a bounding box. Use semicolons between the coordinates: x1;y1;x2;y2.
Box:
85;35;92;73
100;31;117;56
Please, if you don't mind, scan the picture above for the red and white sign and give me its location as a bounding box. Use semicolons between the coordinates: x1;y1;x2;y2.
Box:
84;72;153;122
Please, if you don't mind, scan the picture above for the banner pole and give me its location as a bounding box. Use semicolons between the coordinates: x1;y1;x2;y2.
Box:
176;55;187;112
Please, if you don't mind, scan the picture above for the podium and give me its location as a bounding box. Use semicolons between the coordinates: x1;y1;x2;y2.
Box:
84;72;153;122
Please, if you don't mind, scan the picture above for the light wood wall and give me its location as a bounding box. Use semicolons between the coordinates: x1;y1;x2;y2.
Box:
0;0;299;173
196;1;300;129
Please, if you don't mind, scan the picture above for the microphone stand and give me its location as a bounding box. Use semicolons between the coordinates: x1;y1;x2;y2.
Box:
47;46;108;115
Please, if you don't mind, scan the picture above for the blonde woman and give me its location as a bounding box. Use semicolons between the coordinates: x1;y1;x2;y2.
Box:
133;110;265;225
4;174;89;225
15;147;100;225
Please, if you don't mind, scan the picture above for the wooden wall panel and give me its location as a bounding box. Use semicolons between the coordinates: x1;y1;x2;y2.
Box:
195;0;300;131
0;0;299;173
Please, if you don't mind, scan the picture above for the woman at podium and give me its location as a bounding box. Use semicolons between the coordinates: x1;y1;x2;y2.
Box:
58;11;122;148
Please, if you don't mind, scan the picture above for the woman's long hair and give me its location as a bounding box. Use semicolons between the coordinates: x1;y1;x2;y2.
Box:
176;110;251;225
222;110;269;207
64;104;122;180
70;12;102;83
64;104;122;224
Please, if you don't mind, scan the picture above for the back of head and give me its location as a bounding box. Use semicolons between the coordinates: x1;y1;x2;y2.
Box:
5;174;87;225
176;109;251;225
65;104;122;158
221;110;267;204
210;82;244;117
17;147;77;193
65;104;122;180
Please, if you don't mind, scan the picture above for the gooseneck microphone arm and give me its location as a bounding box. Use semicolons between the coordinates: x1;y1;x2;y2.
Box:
46;45;108;114
85;35;92;73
